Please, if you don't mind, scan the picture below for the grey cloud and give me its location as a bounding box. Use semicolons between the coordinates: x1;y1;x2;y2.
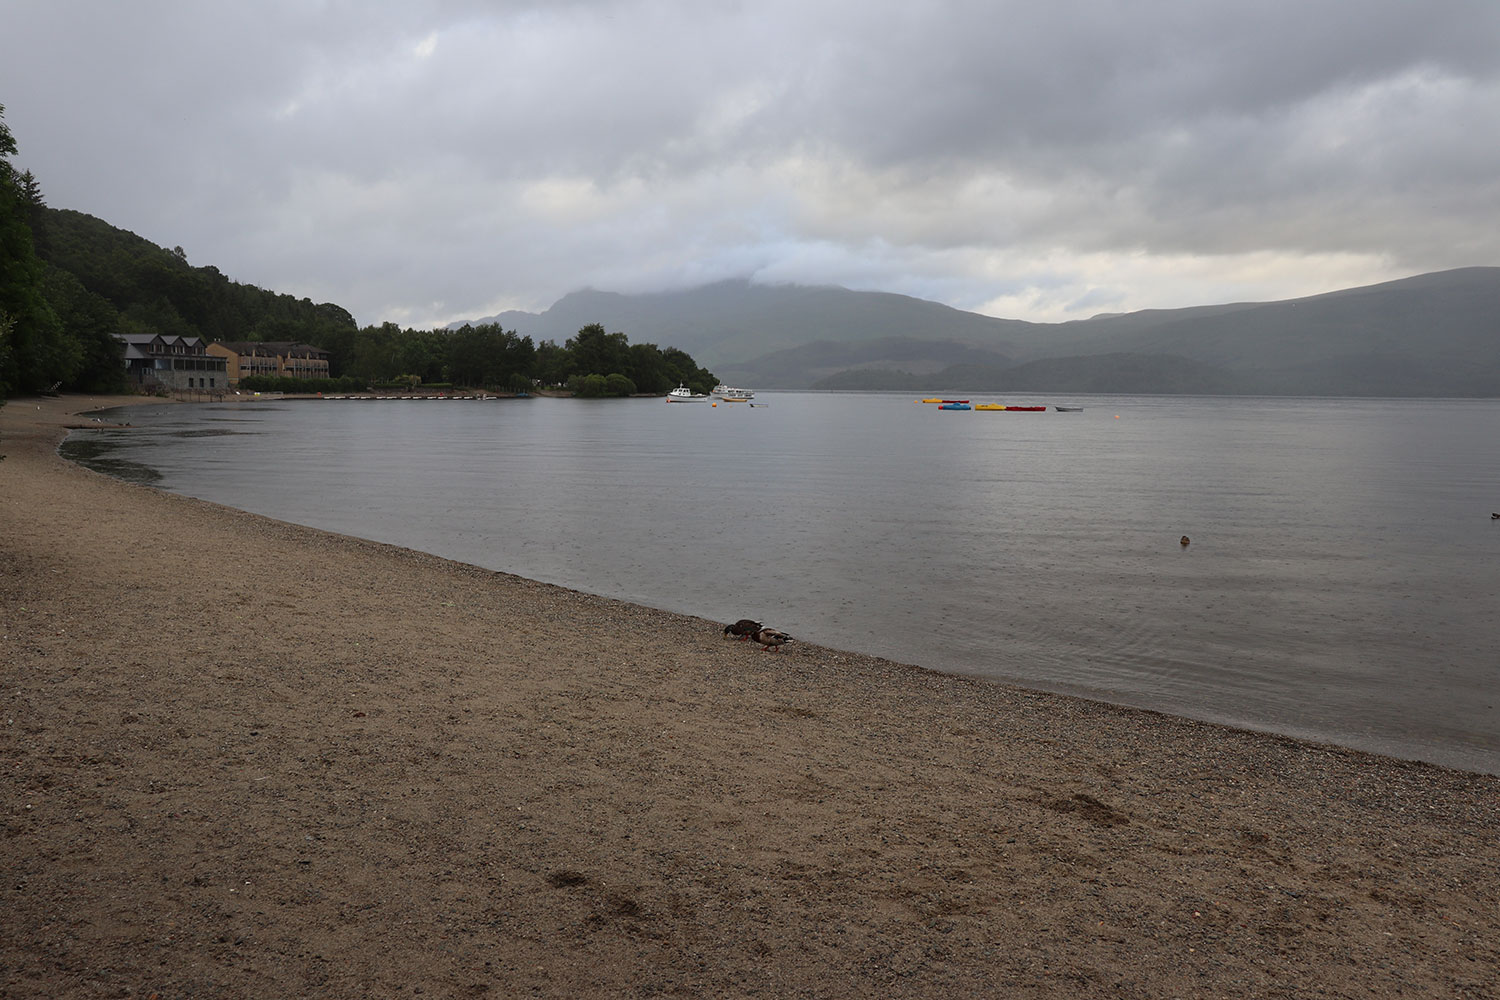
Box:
3;0;1498;328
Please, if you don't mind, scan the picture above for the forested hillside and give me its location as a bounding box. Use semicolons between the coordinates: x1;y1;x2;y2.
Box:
2;104;359;396
1;104;714;399
37;208;358;347
33;207;358;388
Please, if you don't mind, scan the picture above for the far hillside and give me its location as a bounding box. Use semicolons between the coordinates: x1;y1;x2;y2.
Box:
464;269;1500;396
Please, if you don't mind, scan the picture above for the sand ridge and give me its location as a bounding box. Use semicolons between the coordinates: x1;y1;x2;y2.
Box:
3;395;1497;998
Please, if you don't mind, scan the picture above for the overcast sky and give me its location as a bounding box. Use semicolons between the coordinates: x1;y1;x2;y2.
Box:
3;0;1498;329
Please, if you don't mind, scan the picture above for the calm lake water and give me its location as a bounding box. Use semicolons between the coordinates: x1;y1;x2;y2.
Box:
69;392;1500;775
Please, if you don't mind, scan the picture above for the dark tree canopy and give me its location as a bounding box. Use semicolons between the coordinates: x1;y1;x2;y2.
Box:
334;320;713;396
1;103;72;396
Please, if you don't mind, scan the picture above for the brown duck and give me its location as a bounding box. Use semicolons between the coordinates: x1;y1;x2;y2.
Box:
752;627;794;652
723;619;763;640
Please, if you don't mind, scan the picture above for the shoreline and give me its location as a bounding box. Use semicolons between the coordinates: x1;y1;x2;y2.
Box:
52;393;1485;777
4;394;1498;997
62;391;1498;778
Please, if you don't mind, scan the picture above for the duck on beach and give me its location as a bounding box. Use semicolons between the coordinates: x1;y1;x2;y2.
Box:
753;627;794;652
723;619;762;640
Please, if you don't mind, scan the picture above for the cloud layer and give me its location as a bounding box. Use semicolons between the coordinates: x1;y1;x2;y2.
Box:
4;0;1498;328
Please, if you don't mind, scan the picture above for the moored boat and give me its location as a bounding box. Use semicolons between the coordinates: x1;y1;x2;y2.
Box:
1054;405;1083;412
938;402;972;410
711;384;755;400
666;384;708;402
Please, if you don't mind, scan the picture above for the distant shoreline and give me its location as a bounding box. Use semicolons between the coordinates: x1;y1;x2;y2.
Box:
5;393;1498;998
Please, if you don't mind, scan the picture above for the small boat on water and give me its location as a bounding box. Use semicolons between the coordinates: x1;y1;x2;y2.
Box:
666;384;708;403
712;384;755;400
920;397;945;404
938;402;972;410
1054;405;1083;412
974;403;1005;411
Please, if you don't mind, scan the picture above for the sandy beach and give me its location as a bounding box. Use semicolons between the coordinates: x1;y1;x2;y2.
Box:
3;394;1497;998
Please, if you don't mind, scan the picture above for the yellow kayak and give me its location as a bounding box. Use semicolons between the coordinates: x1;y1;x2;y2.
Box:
974;403;1006;410
920;398;945;403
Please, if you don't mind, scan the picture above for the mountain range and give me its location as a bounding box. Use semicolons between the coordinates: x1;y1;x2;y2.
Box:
459;267;1500;396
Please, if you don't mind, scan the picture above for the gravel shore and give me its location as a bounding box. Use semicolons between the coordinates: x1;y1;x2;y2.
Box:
4;394;1497;998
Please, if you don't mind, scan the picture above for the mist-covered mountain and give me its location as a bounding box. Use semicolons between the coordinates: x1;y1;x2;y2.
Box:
471;282;1039;366
460;267;1500;396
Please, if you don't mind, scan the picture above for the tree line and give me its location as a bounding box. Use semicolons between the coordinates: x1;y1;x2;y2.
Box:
1;103;714;400
316;320;715;396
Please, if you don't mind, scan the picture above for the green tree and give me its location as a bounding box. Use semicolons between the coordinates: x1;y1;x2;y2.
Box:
565;323;630;380
348;322;406;383
532;340;572;386
625;341;672;393
441;323;538;389
312;304;360;376
569;373;634;397
40;266;125;392
570;373;609;397
399;328;444;384
603;372;637;396
0;104;72;396
498;330;536;387
0;308;14;396
661;346;716;395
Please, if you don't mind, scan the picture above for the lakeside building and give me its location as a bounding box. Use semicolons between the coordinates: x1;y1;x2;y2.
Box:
207;341;332;387
114;333;228;393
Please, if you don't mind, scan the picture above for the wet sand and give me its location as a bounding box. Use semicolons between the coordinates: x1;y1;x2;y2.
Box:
3;394;1497;998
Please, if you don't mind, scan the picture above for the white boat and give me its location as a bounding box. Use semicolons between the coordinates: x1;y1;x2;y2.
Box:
666;384;708;402
711;384;755;400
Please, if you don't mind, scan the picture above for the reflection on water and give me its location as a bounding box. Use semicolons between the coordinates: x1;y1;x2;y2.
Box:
67;393;1500;774
59;435;162;484
166;428;252;438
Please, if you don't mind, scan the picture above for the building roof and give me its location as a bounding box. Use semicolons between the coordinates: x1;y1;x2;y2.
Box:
214;341;330;358
112;333;208;354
